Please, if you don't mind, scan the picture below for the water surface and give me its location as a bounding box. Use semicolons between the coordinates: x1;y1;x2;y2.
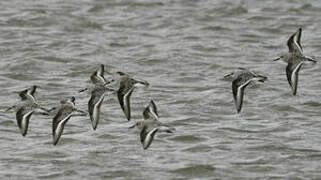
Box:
1;0;321;179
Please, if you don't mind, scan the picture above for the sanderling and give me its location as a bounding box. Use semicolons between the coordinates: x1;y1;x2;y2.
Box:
273;28;317;95
129;100;175;150
225;68;267;113
116;72;149;121
129;100;175;133
52;96;86;145
79;64;114;130
5;86;49;136
86;65;114;130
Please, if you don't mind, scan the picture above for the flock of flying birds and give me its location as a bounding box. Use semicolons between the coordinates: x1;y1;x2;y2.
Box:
5;66;174;149
225;28;317;113
4;28;317;149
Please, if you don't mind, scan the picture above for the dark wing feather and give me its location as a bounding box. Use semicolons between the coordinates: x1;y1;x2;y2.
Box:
19;90;28;100
16;107;34;136
140;126;159;150
52;106;73;132
30;86;37;97
117;80;135;120
88;88;105;129
287;32;296;53
286;64;293;89
140;126;148;144
123;87;135;121
232;78;241;102
291;62;304;96
143;100;159;120
296;28;303;52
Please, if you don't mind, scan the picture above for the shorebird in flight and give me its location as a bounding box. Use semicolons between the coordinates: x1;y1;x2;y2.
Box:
5;86;49;136
79;64;114;130
52;96;87;145
273;28;317;95
87;65;114;130
225;68;267;113
129;100;175;133
116;72;149;121
129;100;175;150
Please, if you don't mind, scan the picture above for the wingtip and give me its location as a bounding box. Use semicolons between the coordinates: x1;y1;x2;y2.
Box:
166;130;174;133
91;122;97;130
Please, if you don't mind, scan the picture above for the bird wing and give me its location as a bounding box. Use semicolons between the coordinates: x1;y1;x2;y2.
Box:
287;30;303;54
143;100;159;120
88;88;105;130
287;61;304;95
16;106;34;136
52;105;73;145
140;126;158;150
117;82;135;121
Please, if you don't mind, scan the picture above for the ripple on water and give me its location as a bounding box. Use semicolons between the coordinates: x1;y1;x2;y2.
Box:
169;135;207;144
171;164;216;178
92;170;134;179
182;144;213;153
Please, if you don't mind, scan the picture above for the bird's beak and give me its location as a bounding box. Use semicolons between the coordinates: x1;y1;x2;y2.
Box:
134;80;149;87
5;106;14;112
128;124;136;129
258;75;268;82
224;72;233;78
273;57;281;61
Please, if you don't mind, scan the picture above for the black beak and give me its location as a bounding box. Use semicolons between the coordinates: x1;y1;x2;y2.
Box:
128;124;136;129
258;75;268;82
273;57;281;61
224;72;234;78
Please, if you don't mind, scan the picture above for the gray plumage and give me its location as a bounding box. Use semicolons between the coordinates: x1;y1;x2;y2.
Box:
140;125;159;150
52;97;86;145
117;72;149;121
229;69;267;113
88;85;105;130
129;100;175;133
274;28;317;95
6;86;49;136
84;65;114;130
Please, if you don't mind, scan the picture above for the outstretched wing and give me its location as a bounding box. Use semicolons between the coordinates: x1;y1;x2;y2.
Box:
286;61;304;95
52;105;73;145
16;107;34;136
91;64;106;84
19;86;37;103
232;75;254;113
287;29;303;54
296;28;303;52
88;88;105;130
143;100;159;120
140;126;158;150
117;82;135;121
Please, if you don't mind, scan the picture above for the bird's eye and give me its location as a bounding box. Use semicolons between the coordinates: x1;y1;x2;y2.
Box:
280;56;284;58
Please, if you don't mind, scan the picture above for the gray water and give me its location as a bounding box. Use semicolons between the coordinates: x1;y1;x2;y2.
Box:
1;0;321;179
